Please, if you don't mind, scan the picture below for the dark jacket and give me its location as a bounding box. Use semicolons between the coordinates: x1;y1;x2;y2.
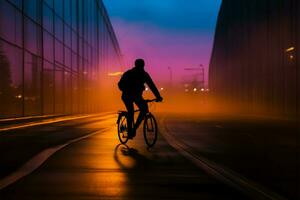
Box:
118;67;161;98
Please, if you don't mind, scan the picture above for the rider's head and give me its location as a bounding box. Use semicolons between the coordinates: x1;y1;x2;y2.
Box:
134;59;145;70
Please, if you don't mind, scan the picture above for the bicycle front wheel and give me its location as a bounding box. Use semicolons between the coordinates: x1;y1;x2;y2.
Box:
143;113;158;148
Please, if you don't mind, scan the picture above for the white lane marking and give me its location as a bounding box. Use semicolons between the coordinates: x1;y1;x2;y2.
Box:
0;112;113;132
160;118;287;200
0;116;115;190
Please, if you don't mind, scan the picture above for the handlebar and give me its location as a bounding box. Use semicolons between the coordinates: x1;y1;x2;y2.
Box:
132;99;161;113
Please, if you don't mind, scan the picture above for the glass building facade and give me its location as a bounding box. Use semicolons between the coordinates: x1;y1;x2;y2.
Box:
0;0;123;118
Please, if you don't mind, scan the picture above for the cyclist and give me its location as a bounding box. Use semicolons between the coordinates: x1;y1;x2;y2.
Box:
118;58;163;139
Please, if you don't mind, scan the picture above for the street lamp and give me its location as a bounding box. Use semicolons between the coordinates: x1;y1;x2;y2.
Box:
285;46;295;61
168;66;172;88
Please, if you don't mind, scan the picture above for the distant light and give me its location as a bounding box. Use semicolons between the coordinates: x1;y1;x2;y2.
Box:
201;88;205;92
286;47;295;52
145;87;149;91
184;84;189;88
289;55;294;60
83;71;88;75
206;88;210;92
185;89;189;92
160;87;164;91
193;88;197;92
16;94;22;99
108;71;123;77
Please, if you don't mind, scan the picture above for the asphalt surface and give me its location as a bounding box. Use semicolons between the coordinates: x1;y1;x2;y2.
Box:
0;114;110;179
163;113;299;200
0;114;248;200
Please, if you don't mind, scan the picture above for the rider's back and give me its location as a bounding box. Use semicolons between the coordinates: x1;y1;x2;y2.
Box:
118;68;148;96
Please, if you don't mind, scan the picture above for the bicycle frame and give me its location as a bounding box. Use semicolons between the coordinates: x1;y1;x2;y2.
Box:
117;99;157;126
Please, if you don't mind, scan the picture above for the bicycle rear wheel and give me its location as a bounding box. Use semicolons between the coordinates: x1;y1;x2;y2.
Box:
143;113;158;148
117;114;129;144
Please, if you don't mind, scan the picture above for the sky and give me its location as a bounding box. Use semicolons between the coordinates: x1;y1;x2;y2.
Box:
103;0;222;85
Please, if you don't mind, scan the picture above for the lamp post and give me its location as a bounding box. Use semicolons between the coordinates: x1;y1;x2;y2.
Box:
168;66;172;89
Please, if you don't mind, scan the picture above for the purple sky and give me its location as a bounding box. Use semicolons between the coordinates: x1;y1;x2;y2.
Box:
103;0;222;85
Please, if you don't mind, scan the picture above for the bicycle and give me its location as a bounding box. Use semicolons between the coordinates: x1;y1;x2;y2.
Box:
117;99;159;148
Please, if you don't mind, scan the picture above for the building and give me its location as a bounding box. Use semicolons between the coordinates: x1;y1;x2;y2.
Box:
209;0;299;118
0;0;123;118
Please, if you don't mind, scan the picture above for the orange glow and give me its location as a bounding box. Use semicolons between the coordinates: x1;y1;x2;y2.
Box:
285;47;295;52
73;117;129;197
108;72;124;77
93;172;128;196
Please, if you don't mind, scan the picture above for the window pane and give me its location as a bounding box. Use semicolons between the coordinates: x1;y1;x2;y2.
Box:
44;31;54;62
72;30;78;52
64;70;72;113
64;0;71;25
54;15;63;40
54;66;64;113
8;0;22;9
43;61;54;114
0;1;22;46
54;0;63;17
24;52;42;115
44;0;53;8
64;25;71;48
72;51;78;72
72;74;78;113
0;40;23;118
43;4;54;33
24;0;41;23
71;0;77;30
25;18;42;55
55;39;63;63
64;47;71;68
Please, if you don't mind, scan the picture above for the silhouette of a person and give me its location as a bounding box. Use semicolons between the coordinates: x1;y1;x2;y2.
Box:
118;59;163;139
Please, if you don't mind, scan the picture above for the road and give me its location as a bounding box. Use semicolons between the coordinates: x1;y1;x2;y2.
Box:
0;113;248;200
163;113;299;200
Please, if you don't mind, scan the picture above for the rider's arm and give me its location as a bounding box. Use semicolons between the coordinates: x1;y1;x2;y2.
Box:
145;72;162;100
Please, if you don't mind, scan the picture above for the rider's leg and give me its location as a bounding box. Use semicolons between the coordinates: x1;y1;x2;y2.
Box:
134;97;149;132
122;95;134;136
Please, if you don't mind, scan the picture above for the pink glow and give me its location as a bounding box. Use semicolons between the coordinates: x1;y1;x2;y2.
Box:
113;19;214;85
